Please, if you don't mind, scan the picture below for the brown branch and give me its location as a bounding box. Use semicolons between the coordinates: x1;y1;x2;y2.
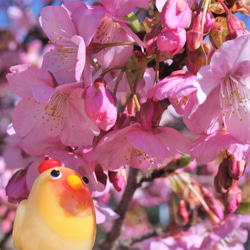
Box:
99;167;140;250
98;156;189;249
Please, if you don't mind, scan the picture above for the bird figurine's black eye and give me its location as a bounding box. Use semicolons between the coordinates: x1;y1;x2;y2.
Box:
50;169;62;180
82;176;89;184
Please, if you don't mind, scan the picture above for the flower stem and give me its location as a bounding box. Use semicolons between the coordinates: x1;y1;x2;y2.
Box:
201;0;210;35
132;94;141;112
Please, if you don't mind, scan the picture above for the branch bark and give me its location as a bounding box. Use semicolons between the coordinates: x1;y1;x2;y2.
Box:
99;167;140;250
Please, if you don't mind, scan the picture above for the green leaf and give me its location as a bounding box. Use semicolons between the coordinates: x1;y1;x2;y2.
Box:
125;12;144;33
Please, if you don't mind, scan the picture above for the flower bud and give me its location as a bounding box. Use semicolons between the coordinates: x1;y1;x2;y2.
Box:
84;77;117;131
203;42;211;56
223;181;242;213
161;0;191;30
218;0;249;41
228;159;246;180
114;98;136;130
209;16;228;49
157;28;186;56
214;157;233;194
6;168;30;203
186;45;207;74
140;100;162;130
108;168;127;192
187;14;203;51
225;14;249;41
201;187;224;222
175;199;189;226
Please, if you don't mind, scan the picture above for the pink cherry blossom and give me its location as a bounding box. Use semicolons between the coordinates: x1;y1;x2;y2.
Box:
7;64;100;147
191;129;250;164
147;70;197;115
39;5;86;83
94;201;119;224
95;123;191;171
137;232;202;250
92;15;134;69
200;214;249;249
65;0;144;70
64;1;105;46
186;34;250;142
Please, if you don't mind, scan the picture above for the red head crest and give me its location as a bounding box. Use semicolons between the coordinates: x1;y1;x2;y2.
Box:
38;158;61;173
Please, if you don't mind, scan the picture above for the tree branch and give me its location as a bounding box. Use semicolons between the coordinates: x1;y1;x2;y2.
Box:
99;167;140;250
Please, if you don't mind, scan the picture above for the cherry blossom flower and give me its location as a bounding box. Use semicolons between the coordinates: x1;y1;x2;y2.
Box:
7;64;100;147
92;15;135;69
147;70;197;115
95;123;191;171
40;5;86;83
186;34;250;143
191;129;250;164
200;214;249;249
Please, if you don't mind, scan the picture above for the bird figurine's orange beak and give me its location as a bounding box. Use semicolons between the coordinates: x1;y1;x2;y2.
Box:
66;174;83;190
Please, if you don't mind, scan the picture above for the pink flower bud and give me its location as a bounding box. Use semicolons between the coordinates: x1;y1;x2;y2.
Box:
108;168;127;192
218;0;249;41
175;199;189;226
225;14;249;41
228;159;246;180
114;99;136;130
140;100;162;130
187;14;203;51
157;28;186;56
223;182;242;213
201;187;224;222
161;0;191;30
84;77;117;131
6;168;30;204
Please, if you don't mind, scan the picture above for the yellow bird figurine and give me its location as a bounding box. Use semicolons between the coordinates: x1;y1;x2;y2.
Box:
12;158;96;250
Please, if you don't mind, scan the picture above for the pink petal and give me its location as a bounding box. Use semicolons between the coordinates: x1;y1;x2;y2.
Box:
101;0;148;17
210;34;250;77
39;5;77;43
7;64;53;98
153;126;191;155
31;85;54;103
126;129;168;158
184;87;222;135
71;5;105;45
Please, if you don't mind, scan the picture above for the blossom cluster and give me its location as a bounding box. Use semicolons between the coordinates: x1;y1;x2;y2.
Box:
1;0;250;248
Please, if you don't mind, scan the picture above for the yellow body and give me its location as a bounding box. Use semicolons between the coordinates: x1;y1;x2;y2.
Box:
13;167;96;250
